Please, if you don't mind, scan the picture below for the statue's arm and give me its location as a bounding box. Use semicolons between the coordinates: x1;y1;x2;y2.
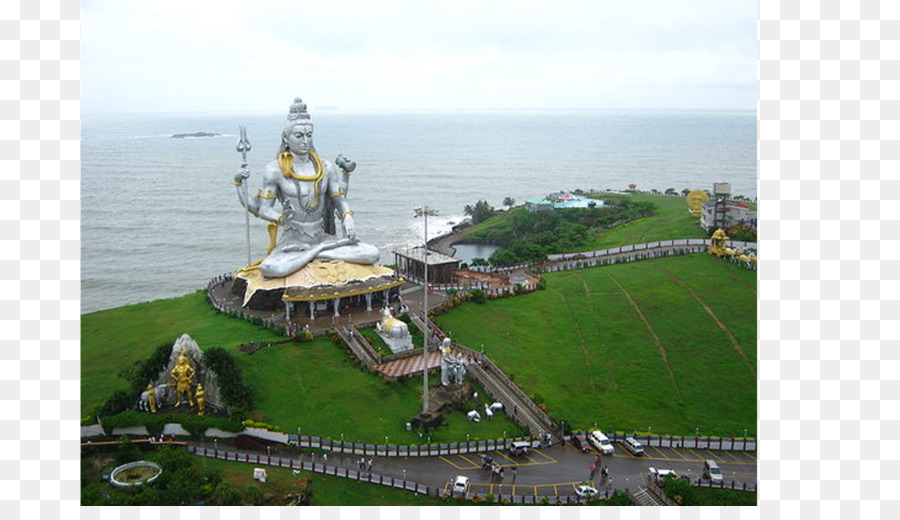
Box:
326;164;355;239
233;168;261;216
255;165;283;223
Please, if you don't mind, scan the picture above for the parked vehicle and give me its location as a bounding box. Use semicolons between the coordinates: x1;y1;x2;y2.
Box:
589;430;614;455
452;475;470;496
575;483;599;498
508;440;532;456
703;459;723;483
649;467;678;482
571;432;592;453
621;436;645;455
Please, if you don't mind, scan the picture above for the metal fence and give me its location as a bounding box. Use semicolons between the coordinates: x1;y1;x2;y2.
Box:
289;435;536;457
599;431;756;452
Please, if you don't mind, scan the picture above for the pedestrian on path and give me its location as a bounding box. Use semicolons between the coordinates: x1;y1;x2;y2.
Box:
511;466;517;483
368;458;374;471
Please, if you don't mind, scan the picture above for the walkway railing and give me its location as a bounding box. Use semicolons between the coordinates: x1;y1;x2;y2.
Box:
600;431;756;452
288;435;536;457
546;239;756;262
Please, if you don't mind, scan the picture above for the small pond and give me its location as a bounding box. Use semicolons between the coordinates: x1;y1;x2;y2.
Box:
452;242;503;264
110;461;163;487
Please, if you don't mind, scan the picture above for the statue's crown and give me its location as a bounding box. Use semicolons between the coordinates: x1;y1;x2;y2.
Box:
288;97;311;121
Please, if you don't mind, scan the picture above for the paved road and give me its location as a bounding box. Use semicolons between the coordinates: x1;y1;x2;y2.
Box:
194;437;757;498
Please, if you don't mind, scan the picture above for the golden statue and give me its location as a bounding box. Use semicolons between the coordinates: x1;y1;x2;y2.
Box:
708;228;729;257
147;384;157;413
686;189;709;217
196;384;206;416
170;346;196;407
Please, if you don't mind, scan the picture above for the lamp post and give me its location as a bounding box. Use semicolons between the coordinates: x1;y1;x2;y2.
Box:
414;206;438;415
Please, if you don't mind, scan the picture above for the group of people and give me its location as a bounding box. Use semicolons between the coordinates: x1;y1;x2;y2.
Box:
357;457;374;472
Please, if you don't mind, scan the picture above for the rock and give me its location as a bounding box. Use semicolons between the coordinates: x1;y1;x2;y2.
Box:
170;132;220;139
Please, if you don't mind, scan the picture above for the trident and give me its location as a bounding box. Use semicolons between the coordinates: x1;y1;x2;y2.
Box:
236;126;252;266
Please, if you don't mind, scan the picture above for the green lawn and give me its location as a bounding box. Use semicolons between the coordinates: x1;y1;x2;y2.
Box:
435;254;756;436
193;456;441;506
81;291;285;418
583;193;707;250
82;291;521;444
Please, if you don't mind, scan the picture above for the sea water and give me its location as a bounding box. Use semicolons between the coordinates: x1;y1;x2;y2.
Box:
82;109;756;313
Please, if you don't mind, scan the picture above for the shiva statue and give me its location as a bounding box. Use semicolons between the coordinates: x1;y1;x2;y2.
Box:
234;98;379;278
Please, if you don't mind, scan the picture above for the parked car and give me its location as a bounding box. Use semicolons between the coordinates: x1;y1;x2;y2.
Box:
703;459;723;483
575;483;599;498
649;467;678;482
621;436;645;455
571;432;592;452
452;475;469;496
589;430;615;455
508;440;532;456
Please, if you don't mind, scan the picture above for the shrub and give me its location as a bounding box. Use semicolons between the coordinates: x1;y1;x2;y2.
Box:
470;289;487;304
98;389;138;418
114;435;141;465
204;347;255;412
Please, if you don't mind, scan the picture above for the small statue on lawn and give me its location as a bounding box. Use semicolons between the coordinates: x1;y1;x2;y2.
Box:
170;346;196;407
196;384;206;416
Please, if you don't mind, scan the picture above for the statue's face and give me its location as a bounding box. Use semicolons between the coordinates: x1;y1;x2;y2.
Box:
285;124;314;155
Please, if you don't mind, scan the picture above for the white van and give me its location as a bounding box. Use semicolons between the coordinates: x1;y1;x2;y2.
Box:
622;437;644;455
589;430;614;455
508;440;532;456
703;460;723;483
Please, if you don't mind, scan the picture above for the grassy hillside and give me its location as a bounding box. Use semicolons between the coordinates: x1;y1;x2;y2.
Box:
461;193;707;255
434;253;756;436
82;291;520;443
583;193;708;249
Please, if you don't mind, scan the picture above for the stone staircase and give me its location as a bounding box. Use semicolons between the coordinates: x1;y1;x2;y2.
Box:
631;487;669;506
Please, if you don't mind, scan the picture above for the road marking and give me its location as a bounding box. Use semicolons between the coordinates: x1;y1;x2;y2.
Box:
723;451;744;463
646;446;668;458
688;448;707;461
704;450;729;463
533;449;558;464
663;448;691;461
439;456;467;470
458;454;483;468
494;451;517;464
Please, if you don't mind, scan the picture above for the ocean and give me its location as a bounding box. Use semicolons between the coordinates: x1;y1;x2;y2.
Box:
82;109;756;313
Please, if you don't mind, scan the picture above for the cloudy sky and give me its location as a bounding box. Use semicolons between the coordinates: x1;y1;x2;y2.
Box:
81;0;756;114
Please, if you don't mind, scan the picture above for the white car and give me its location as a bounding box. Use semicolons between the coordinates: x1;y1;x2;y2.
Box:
575;484;599;498
649;467;678;481
452;475;470;496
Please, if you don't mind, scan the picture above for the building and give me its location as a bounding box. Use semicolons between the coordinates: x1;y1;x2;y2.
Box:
699;200;757;231
393;247;461;285
524;192;603;212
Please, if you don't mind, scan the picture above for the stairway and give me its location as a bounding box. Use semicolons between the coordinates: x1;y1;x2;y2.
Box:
631;487;669;506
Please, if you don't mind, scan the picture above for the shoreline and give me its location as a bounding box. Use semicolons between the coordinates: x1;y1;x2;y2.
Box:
426;219;473;257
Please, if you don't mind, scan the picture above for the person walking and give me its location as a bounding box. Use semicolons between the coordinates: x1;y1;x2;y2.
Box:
511;466;517;483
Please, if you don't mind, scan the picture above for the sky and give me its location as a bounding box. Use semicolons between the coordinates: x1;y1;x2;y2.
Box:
81;0;757;114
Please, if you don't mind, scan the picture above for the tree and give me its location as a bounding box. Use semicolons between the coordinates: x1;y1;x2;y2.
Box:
467;200;495;224
665;188;677;196
681;188;691;196
502;197;516;207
